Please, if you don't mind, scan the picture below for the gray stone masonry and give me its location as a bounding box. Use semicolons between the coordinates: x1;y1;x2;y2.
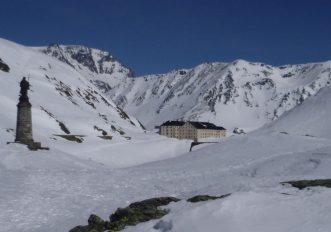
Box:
15;100;33;144
14;77;49;151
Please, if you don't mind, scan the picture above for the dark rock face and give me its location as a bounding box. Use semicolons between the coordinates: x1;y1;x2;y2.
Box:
0;58;10;72
187;194;231;203
54;135;84;143
92;80;112;93
283;179;331;189
71;48;98;73
69;197;180;232
70;214;106;232
107;197;180;231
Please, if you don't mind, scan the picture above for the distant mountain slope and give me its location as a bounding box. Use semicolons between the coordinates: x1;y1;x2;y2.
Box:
265;86;331;138
41;44;331;132
2;40;331;232
0;38;143;146
111;60;331;131
40;44;134;92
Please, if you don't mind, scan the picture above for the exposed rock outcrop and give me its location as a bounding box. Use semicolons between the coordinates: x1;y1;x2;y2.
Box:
283;179;331;189
0;58;9;72
187;194;231;203
69;197;180;232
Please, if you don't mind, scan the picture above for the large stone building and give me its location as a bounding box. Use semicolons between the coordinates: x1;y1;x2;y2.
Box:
160;121;226;141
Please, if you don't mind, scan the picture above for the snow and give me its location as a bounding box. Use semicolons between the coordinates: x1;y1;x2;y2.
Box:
2;129;331;231
0;37;190;168
71;58;331;132
53;135;191;168
264;86;331;139
1;38;331;232
125;188;331;232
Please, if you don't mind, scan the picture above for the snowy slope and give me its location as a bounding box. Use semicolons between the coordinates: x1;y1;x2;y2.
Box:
2;127;331;231
41;44;133;77
0;38;141;138
39;44;134;93
0;38;190;167
120;87;331;231
125;188;331;232
2;39;331;232
2;78;331;231
109;61;331;131
264;86;331;139
41;45;331;131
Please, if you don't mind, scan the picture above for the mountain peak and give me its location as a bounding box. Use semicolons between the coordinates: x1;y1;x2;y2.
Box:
40;44;134;78
0;38;145;147
39;42;331;132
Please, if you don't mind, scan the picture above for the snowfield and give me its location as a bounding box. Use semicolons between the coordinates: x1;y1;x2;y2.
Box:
265;86;331;139
1;38;331;232
124;187;331;232
2;130;331;232
0;130;331;232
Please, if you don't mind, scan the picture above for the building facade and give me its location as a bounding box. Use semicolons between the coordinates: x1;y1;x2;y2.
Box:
159;121;185;139
160;121;226;141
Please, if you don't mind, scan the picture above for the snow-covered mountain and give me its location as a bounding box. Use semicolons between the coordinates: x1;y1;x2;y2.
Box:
41;44;134;77
0;38;190;167
40;44;134;94
2;38;331;232
2;83;331;232
264;85;331;139
107;60;331;131
41;45;331;131
0;38;142;140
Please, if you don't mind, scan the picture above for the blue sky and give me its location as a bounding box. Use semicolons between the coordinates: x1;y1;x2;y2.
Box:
1;0;331;75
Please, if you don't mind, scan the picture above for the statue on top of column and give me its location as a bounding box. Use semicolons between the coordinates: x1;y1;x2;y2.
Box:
19;77;30;102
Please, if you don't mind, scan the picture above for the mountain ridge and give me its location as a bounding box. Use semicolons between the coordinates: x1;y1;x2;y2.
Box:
40;43;331;132
0;38;145;145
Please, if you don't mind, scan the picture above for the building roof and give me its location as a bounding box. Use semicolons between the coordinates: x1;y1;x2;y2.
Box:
188;121;226;130
161;121;185;126
160;120;225;130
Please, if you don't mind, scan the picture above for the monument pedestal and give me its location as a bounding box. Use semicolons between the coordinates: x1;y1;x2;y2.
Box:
12;77;49;151
15;100;33;144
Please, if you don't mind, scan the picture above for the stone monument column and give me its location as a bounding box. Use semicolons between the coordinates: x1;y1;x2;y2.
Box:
15;100;33;143
14;77;47;150
15;77;33;144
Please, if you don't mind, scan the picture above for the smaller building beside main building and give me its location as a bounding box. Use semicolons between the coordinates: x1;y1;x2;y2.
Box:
160;121;226;141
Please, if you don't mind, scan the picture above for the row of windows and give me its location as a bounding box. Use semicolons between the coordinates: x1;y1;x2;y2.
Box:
163;128;220;133
162;132;218;138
